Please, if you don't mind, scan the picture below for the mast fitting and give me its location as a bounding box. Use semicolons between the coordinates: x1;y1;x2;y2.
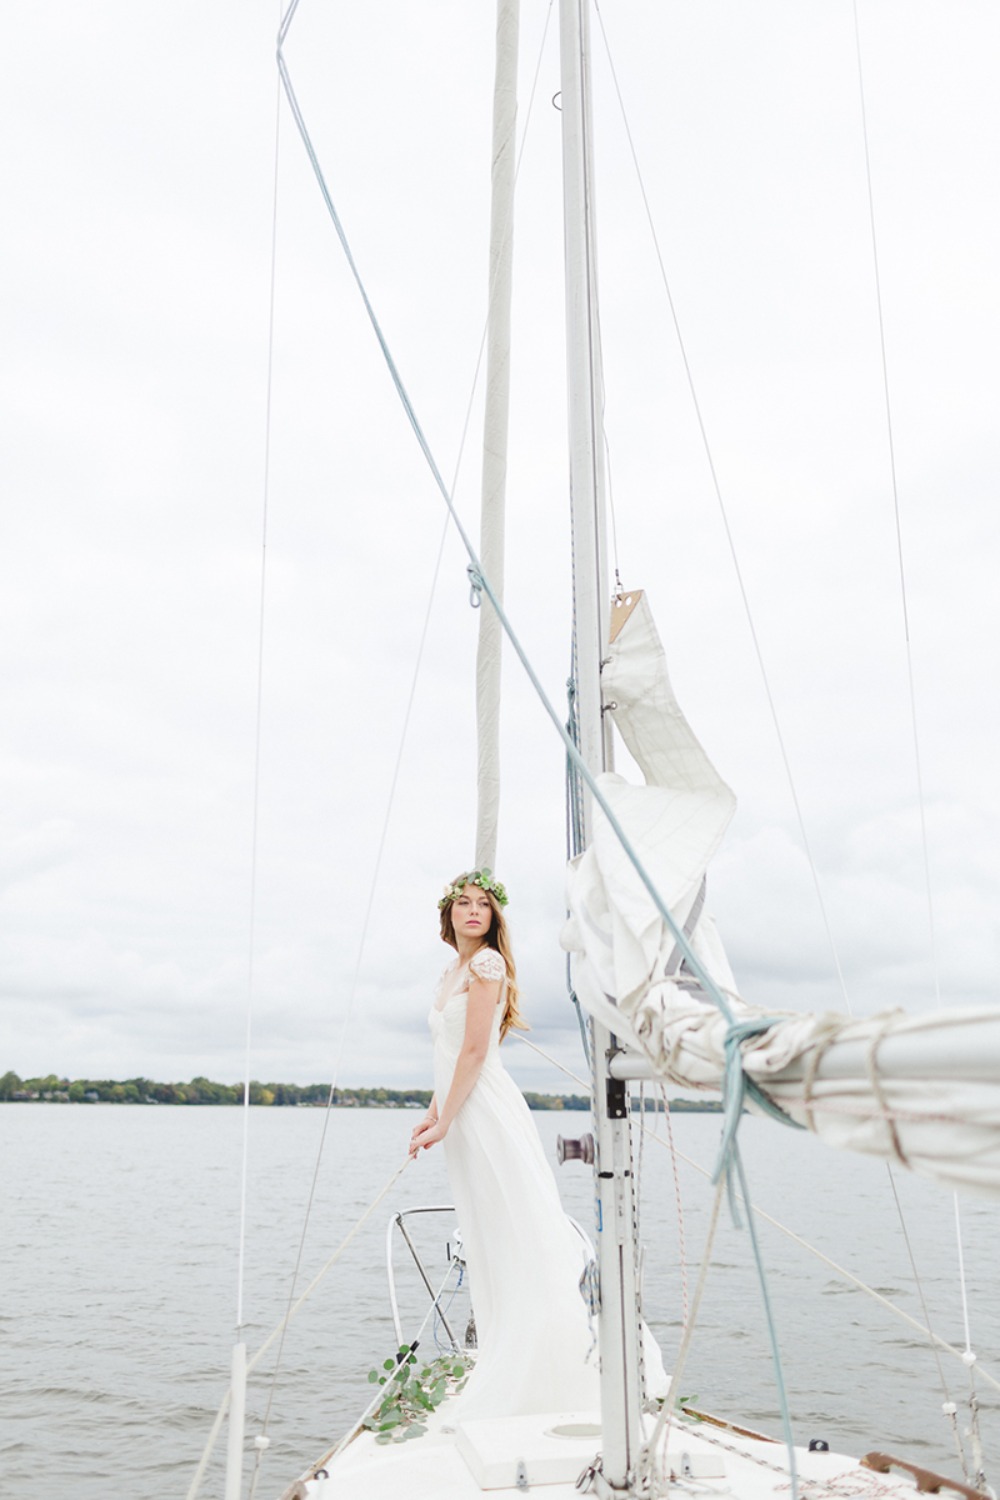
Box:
605;1077;627;1119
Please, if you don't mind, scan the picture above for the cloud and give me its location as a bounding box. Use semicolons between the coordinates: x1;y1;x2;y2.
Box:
2;1;998;1093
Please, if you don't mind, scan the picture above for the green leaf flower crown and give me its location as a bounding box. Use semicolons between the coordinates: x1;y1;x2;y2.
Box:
438;868;509;910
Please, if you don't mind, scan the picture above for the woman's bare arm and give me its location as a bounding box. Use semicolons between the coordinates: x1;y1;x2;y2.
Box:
409;974;500;1155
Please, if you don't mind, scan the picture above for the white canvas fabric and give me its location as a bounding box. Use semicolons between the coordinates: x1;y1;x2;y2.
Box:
563;595;1000;1199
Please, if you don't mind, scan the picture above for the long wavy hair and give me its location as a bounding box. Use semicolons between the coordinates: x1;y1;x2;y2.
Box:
439;878;527;1041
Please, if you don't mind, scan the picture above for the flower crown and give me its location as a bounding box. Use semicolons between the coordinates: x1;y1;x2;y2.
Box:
439;868;509;910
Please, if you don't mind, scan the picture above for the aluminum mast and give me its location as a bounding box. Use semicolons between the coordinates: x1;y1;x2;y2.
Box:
559;0;645;1489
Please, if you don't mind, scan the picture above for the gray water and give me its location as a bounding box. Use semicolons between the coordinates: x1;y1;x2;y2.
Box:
3;1103;998;1498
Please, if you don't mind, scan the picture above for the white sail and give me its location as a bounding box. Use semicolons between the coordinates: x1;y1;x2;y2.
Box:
563;593;1000;1199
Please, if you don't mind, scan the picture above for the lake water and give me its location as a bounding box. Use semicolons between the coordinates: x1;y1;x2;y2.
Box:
3;1103;999;1498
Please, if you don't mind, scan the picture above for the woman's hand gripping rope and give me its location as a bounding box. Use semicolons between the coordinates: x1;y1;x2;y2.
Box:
409;1111;444;1157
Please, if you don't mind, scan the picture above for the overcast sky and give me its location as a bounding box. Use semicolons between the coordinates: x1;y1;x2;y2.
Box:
2;1;998;1095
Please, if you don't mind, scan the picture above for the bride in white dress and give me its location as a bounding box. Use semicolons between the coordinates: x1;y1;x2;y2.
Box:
408;870;600;1420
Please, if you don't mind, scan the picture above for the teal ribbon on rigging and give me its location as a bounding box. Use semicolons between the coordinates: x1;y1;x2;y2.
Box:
715;1016;805;1200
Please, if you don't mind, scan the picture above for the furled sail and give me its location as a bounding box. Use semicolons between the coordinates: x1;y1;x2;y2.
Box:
562;593;1000;1199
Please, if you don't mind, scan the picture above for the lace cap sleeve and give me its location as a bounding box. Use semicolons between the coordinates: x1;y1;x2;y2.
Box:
469;947;506;984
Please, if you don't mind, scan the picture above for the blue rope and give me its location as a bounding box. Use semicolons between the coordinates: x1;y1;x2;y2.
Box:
729;1139;800;1495
716;1017;804;1193
277;12;800;1490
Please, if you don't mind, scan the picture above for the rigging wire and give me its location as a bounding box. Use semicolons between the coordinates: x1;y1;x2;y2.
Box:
244;6;559;1483
603;428;623;593
218;7;994;1493
592;10;988;1474
850;7;982;1477
276;9;1000;1492
642;1172;727;1490
187;1157;412;1500
511;1032;1000;1399
851;0;941;1011
432;1261;467;1354
278;0;746;1039
245;510;450;1500
235;0;285;1357
658;1087;690;1331
953;1191;988;1488
221;44;286;1493
277;9;811;1482
885;1163;967;1479
955;1193;976;1379
591;0;853;1017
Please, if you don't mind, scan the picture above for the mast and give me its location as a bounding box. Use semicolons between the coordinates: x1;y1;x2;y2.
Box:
474;0;519;874
559;1;645;1490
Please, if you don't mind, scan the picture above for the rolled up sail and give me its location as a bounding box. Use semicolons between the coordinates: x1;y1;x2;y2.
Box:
563;593;1000;1199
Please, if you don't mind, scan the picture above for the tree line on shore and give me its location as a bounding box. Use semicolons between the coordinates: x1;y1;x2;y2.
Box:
0;1070;589;1110
0;1069;720;1111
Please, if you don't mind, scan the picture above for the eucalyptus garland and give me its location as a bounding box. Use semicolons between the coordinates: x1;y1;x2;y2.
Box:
363;1344;472;1444
438;868;509;910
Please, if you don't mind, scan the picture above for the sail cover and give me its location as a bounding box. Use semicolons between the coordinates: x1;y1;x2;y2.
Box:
563;593;1000;1199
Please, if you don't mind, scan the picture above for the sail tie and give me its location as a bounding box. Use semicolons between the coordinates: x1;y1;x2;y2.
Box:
864;1010;910;1167
713;1017;805;1196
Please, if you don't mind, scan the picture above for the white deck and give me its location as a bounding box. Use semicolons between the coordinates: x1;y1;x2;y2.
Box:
282;1399;949;1500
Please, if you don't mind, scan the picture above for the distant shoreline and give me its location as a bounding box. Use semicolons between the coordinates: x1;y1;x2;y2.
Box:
1;1070;722;1112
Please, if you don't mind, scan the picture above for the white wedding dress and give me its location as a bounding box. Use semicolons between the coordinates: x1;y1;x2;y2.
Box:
430;948;600;1420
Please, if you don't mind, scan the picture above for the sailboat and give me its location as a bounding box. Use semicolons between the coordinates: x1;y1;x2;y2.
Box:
185;2;1000;1497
